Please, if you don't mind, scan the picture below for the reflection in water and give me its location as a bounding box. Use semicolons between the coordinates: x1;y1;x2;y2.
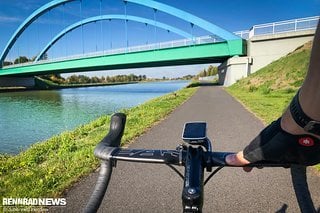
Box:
0;81;189;154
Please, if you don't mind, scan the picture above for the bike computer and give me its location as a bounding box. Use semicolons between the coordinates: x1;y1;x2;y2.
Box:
182;122;207;144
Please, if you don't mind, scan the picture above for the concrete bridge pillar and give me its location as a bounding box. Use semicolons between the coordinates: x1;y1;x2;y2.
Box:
247;29;315;73
0;77;35;87
218;56;252;86
219;27;316;86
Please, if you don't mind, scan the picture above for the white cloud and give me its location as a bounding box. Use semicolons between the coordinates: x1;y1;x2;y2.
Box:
0;16;21;23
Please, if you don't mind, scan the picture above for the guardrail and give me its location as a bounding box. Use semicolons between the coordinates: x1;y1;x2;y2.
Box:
3;35;223;68
235;16;319;39
234;30;250;39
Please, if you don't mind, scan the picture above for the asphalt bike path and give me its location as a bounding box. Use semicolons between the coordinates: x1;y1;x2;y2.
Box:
51;86;320;212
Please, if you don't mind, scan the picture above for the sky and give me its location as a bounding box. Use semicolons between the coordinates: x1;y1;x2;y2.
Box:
0;0;319;78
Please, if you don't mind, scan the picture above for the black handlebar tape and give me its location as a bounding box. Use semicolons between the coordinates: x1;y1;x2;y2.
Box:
83;160;113;213
94;113;127;160
291;165;317;213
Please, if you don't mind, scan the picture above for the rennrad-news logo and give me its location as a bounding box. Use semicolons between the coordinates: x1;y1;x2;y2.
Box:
2;197;67;206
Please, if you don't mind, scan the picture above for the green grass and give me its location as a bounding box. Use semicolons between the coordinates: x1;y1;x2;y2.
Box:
226;42;311;124
0;86;197;199
232;43;311;92
226;86;296;124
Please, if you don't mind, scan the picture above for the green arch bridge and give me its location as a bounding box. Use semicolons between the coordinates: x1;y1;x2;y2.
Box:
0;0;246;77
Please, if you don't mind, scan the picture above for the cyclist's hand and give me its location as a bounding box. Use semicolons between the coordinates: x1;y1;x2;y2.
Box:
226;118;320;171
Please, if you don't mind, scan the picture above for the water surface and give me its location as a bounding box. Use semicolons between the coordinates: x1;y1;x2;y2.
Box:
0;81;189;154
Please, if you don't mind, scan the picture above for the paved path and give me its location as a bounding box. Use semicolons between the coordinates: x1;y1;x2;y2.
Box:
51;86;320;213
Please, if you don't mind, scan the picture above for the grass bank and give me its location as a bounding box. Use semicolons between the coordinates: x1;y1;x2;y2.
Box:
226;41;320;171
0;86;197;199
226;41;311;124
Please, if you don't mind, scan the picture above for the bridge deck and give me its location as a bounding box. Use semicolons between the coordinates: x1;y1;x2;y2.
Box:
0;40;245;76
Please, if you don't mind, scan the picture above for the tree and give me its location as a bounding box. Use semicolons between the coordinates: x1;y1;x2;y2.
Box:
77;75;90;84
128;74;135;82
67;75;80;84
207;65;218;76
3;61;13;66
106;76;111;82
41;74;65;84
197;65;218;79
203;70;207;77
64;73;146;85
14;56;29;64
91;76;101;84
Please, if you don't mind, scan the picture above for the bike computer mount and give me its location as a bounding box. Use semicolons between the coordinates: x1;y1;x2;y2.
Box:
182;122;207;145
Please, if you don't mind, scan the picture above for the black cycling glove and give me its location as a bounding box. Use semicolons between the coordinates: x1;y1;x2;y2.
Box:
243;118;320;166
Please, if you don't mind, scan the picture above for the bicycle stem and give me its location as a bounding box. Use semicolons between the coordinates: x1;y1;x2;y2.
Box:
182;146;205;213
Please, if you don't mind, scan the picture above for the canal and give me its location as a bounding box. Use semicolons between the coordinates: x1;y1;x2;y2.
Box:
0;81;189;154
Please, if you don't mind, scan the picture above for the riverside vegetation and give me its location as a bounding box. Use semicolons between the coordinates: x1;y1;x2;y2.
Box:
32;73;198;90
226;41;319;170
0;85;197;198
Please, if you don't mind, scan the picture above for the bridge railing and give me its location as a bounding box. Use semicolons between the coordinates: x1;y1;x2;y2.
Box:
235;16;319;39
3;35;224;68
234;30;250;40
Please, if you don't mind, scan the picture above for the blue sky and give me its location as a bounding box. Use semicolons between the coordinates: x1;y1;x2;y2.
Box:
0;0;319;78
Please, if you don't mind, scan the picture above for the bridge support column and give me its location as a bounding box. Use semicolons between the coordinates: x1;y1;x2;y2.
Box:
218;56;252;86
0;76;35;87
